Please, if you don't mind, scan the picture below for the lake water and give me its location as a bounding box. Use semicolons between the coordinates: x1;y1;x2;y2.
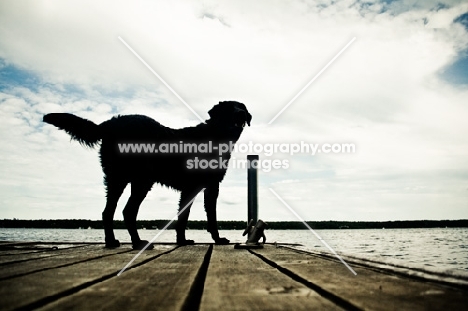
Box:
1;227;467;275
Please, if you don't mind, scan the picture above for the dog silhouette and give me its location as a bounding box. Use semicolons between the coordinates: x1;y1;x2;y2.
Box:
43;101;251;249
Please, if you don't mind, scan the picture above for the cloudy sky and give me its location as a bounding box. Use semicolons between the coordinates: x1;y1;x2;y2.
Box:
1;0;467;223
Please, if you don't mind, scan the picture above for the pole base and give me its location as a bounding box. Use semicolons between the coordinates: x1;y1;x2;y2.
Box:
234;243;264;249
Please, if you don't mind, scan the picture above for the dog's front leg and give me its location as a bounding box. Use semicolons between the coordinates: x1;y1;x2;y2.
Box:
205;185;230;245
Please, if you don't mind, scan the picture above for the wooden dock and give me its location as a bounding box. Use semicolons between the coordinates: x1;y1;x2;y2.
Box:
0;242;467;310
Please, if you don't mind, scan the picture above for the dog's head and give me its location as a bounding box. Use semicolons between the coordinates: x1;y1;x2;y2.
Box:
207;101;252;132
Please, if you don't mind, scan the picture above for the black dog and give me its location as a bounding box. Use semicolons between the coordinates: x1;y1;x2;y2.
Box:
43;101;251;249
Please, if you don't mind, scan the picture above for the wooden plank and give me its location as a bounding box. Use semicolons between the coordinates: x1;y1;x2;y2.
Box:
38;245;210;311
0;243;78;256
0;244;88;265
293;247;468;288
0;249;50;256
252;246;468;311
0;245;177;311
0;245;130;280
0;241;38;247
200;245;343;311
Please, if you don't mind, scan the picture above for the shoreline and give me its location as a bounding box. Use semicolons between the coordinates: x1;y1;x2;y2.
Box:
2;219;468;230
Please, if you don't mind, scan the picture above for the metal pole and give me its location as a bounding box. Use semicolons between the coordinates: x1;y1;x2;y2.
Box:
247;155;258;228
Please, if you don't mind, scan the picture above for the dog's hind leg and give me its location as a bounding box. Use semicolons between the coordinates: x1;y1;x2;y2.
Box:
103;178;127;248
176;188;202;246
123;181;154;250
205;185;230;245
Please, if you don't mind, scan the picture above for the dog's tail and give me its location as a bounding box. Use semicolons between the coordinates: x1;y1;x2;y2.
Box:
43;113;101;148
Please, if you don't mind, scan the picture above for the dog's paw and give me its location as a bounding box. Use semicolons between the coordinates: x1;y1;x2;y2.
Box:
105;239;121;248
132;240;154;250
177;239;195;246
214;237;230;245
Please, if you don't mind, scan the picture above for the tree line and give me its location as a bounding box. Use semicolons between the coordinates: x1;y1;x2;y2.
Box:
1;219;467;230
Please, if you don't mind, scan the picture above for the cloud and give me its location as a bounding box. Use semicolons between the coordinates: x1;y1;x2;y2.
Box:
0;0;467;222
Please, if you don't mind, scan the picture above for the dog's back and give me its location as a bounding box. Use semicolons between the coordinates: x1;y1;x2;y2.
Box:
98;114;227;191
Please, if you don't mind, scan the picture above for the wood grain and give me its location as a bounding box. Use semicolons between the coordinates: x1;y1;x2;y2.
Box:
252;246;468;311
200;245;342;311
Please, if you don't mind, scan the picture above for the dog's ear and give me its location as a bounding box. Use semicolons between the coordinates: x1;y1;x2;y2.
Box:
246;111;252;126
237;103;252;126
